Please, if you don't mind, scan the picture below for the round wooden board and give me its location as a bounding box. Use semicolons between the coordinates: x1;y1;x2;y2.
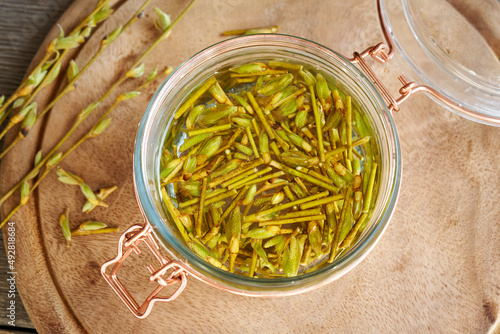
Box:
2;0;500;333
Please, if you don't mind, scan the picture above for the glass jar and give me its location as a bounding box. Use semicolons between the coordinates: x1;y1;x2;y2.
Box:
132;34;401;296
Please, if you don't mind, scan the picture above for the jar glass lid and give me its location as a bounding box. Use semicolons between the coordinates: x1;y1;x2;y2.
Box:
380;0;500;126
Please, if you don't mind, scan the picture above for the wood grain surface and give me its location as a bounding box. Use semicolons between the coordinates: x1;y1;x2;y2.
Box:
0;0;75;331
1;0;499;333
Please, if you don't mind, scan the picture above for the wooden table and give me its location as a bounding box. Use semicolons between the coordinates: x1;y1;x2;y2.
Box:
1;0;499;333
0;0;74;332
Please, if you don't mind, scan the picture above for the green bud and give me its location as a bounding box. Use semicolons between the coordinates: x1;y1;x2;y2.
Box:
27;67;47;88
80;183;99;206
251;239;268;262
275;129;291;144
46;152;62;167
264;234;284;248
256;73;294;96
241;184;257;205
232;117;253;128
280;151;312;167
186;105;205;130
80;26;93;38
308;222;322;256
259;132;269;153
295;109;308;129
34;150;42;166
82;201;93;213
179;215;193;231
188;240;213;259
228;93;253;114
277;99;297;117
11;102;36;125
25;167;40;181
116;91;140;102
78;101;100;120
275;86;298;103
164;66;174;76
125;63;145;78
160;158;182;180
59;208;71;243
12;97;25;109
178;180;201;197
208;81;231;105
271;191;285;205
20;181;30;205
288;133;312;152
67;60;80;82
21;104;37;135
233;142;253;156
245;226;280;239
55;35;84;50
154;8;171;32
283;235;300;277
43;58;56;72
289;181;306;199
299;69;316;86
183;155;197;175
78;221;108;231
199;105;237;127
226;206;241;242
93;5;113;24
333;89;344;111
210;159;241;179
179;133;211;152
254;196;272;207
102;25;122;46
198;136;222;159
318;103;326;126
243;26;279;35
56;166;84;185
233;152;250;161
315;73;330;99
144;67;158;85
91;117;111;137
42;62;61;87
230;62;267;74
325;164;347;188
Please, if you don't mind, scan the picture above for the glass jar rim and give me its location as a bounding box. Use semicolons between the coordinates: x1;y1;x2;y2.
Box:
134;34;402;295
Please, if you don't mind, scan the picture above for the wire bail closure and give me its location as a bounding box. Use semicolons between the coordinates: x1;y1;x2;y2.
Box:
101;223;188;319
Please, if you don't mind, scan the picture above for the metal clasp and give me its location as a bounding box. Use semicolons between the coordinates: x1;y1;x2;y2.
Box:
101;224;188;319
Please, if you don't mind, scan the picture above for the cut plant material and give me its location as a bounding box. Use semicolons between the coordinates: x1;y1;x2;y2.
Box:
57;167;109;208
159;59;380;277
71;221;119;236
222;26;279;36
59;208;71;247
